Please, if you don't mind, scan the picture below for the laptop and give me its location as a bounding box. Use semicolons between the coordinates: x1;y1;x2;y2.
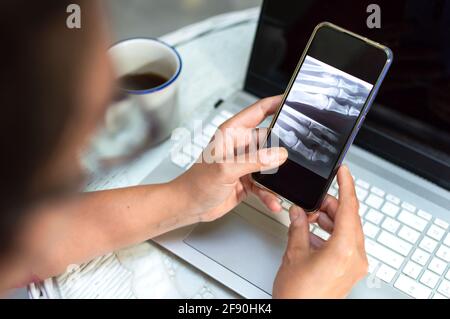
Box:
141;0;450;299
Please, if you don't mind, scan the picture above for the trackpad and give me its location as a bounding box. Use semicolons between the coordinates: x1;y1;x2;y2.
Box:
184;211;287;295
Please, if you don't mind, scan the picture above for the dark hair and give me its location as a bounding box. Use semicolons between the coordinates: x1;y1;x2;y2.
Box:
0;1;96;257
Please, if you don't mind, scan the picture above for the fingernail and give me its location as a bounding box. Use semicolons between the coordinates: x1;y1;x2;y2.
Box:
289;205;301;222
260;148;288;165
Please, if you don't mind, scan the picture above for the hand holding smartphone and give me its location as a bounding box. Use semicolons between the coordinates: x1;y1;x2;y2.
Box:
252;22;393;212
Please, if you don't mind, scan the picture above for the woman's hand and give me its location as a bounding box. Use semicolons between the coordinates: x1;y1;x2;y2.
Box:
173;96;288;223
12;96;287;284
273;166;368;298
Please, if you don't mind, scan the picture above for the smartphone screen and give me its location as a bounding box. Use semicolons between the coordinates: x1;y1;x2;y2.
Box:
269;55;373;178
252;24;391;211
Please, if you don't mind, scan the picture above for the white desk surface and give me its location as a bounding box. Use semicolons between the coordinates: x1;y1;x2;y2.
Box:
29;8;259;299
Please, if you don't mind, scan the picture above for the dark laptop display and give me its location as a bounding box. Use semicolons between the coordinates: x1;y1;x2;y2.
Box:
245;0;450;189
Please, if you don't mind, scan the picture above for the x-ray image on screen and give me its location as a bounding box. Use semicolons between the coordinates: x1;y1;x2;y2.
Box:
268;56;373;178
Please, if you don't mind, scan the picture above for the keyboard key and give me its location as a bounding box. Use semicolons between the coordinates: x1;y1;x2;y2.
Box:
432;293;448;299
194;134;211;148
182;143;203;160
211;115;227;127
365;194;384;209
427;224;445;241
436;245;450;263
365;239;404;268
381;217;400;233
446;269;450;280
171;152;192;169
402;261;422;280
437;280;450;298
401;202;416;212
328;187;338;197
313;227;330;241
376;264;396;283
356;179;370;189
434;218;449;230
359;203;368;217
428;257;447;275
398;225;420;244
398;210;428;232
192;144;204;158
281;201;291;211
394;274;431;299
367;255;380;273
203;124;217;137
386;194;401;205
371;186;385;197
417;209;432;221
420;270;440;289
377;231;412;256
366;209;384;225
220;110;234;119
419;236;438;253
411;248;430;266
363;222;380;239
355;186;368;201
381;202;400;218
445;233;450;247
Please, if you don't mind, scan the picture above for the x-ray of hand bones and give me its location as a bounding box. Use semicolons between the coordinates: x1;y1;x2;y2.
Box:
272;106;338;163
287;58;370;117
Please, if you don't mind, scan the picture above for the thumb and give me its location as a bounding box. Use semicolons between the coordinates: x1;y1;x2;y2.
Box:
332;165;365;245
226;147;288;180
334;165;360;230
285;206;310;257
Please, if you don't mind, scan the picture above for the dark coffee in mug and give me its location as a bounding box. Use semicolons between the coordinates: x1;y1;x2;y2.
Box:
119;72;169;91
108;38;181;153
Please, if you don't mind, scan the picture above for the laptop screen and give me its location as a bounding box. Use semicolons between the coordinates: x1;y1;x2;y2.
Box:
245;0;450;189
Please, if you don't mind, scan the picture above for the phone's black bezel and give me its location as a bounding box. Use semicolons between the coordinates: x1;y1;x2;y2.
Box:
252;22;392;212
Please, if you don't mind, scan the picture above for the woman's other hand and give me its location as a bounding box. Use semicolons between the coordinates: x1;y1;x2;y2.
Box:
273;166;368;298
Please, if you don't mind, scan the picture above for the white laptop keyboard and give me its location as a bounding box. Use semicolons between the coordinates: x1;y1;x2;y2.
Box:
322;180;450;299
171;108;450;299
170;109;237;169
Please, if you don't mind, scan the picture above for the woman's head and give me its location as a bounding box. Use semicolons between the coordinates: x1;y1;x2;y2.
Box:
0;1;114;256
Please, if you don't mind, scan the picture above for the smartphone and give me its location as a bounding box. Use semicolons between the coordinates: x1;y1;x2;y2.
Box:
252;22;393;212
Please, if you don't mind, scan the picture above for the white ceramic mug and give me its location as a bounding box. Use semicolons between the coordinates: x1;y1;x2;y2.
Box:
106;38;182;153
